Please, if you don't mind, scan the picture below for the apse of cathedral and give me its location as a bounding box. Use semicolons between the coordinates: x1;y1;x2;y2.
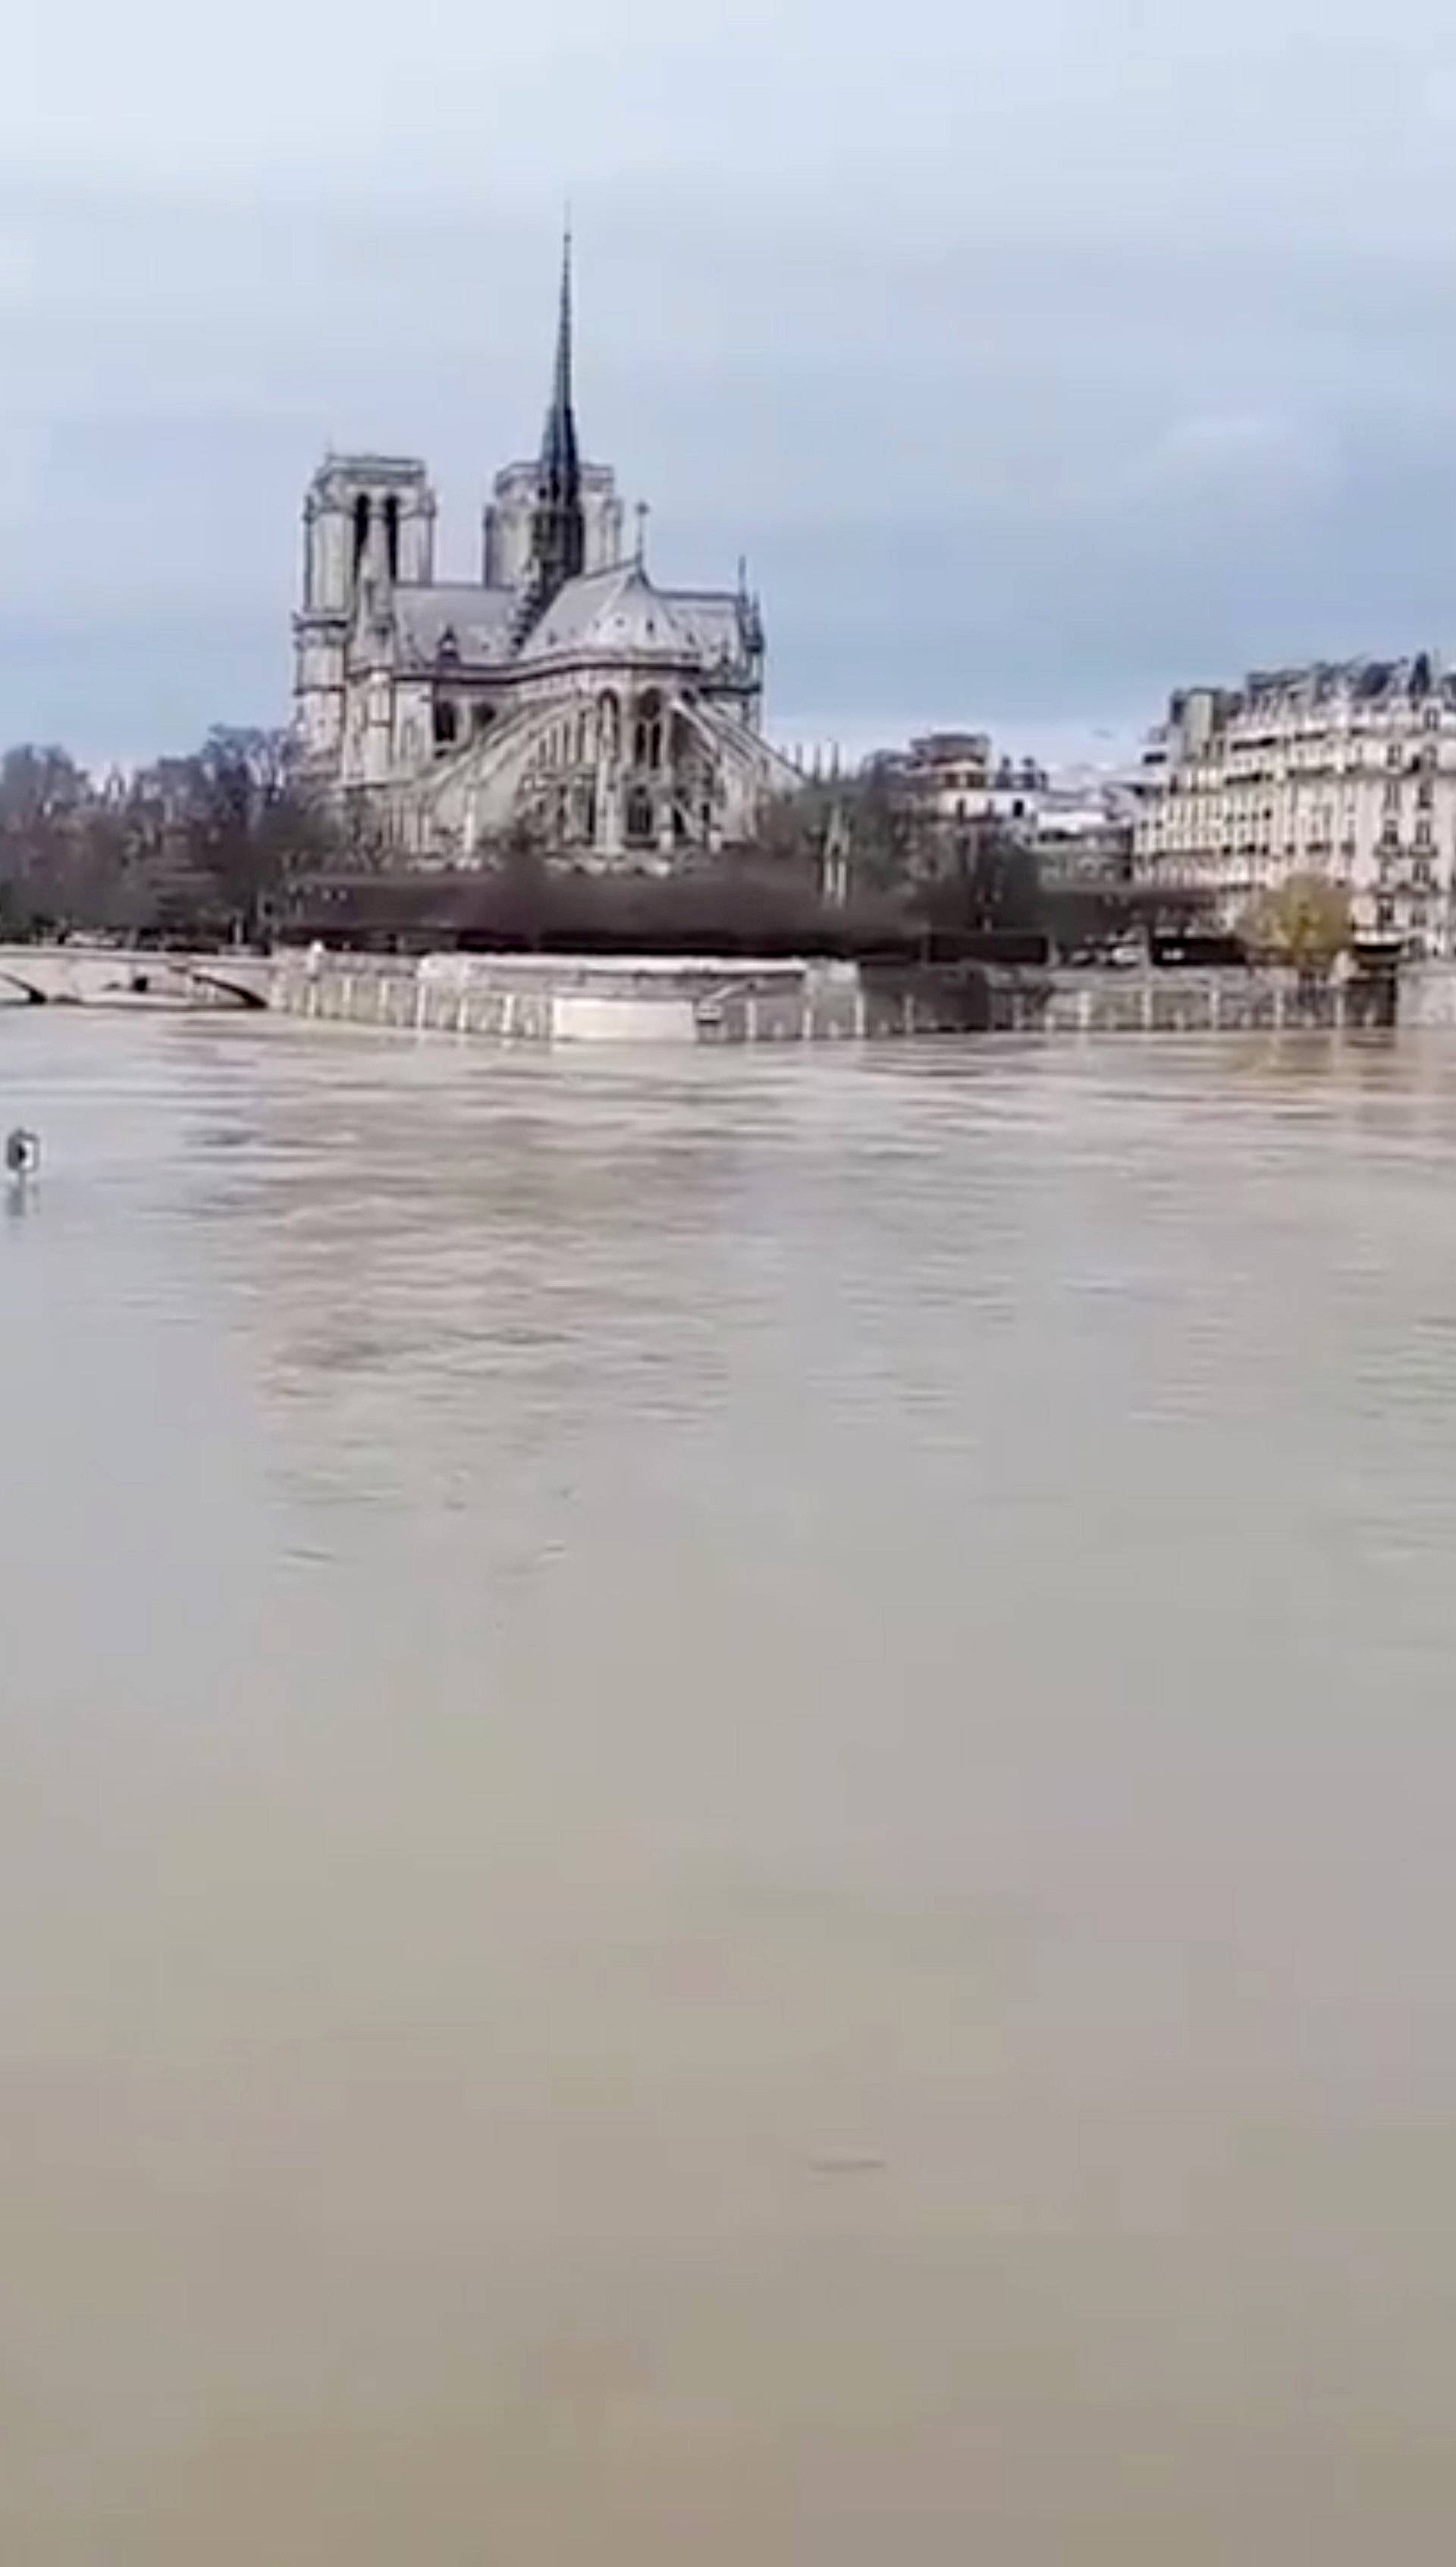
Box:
292;238;795;865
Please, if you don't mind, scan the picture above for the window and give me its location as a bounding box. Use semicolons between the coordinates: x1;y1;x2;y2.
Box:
1416;819;1433;848
1418;779;1435;809
432;699;458;748
632;691;664;772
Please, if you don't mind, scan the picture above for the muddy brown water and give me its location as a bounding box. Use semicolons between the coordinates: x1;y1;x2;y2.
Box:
5;1012;1456;2562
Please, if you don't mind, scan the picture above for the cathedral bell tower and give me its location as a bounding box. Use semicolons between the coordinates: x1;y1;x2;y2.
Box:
293;455;435;767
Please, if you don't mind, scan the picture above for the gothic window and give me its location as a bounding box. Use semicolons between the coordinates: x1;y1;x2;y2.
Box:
634;691;664;771
472;703;494;737
353;493;370;570
626;787;654;843
433;699;458;748
384;495;400;579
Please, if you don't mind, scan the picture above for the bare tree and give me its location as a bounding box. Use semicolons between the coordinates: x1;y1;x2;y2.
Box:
0;746;91;930
178;728;337;942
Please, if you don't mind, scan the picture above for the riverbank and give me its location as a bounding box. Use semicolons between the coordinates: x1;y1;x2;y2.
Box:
0;941;1412;1039
267;950;1400;1042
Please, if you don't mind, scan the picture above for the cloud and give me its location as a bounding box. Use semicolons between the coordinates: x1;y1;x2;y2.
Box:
1132;413;1340;509
7;0;1456;756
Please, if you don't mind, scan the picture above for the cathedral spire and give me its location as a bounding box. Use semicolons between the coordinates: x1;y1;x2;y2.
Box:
522;222;586;621
548;219;576;465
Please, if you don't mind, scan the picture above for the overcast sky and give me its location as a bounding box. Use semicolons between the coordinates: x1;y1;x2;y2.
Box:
7;0;1456;765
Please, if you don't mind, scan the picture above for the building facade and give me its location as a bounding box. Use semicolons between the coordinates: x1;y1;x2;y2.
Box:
1033;782;1135;890
293;242;795;867
866;731;1132;888
1135;656;1456;954
876;733;1047;848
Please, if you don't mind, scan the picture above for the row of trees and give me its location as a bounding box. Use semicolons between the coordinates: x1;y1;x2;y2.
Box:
0;737;1120;954
5;728;1320;963
0;732;335;945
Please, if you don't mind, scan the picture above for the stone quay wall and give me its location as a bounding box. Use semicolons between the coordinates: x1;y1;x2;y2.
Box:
1398;964;1456;1028
1028;966;1394;1036
0;945;1408;1038
266;954;987;1044
269;953;557;1041
262;953;1398;1044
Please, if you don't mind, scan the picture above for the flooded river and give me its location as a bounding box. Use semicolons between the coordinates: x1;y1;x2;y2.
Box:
5;1011;1456;2562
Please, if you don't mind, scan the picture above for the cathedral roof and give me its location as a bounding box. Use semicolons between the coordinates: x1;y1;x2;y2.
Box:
517;561;703;665
658;589;747;664
388;564;752;680
396;583;517;669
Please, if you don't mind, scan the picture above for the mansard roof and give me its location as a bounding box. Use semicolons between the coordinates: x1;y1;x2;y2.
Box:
1235;652;1454;710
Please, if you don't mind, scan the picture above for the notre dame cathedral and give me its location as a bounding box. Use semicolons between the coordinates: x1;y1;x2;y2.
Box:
292;237;795;867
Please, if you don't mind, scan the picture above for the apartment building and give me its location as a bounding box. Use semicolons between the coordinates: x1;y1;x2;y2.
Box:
1134;655;1456;953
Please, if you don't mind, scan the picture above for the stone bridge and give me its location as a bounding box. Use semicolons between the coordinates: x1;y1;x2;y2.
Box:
0;946;271;1010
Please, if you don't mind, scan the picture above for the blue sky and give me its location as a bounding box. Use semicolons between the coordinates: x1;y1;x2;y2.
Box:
7;0;1456;765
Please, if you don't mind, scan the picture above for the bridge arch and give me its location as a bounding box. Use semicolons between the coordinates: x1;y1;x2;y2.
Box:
0;968;51;1005
179;966;269;1011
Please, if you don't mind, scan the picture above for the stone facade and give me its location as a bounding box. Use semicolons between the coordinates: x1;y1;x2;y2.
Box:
293;240;795;869
876;732;1047;862
1134;655;1456;955
866;731;1133;891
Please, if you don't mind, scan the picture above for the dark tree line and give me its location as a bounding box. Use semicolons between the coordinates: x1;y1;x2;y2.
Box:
0;733;1206;957
0;731;336;945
